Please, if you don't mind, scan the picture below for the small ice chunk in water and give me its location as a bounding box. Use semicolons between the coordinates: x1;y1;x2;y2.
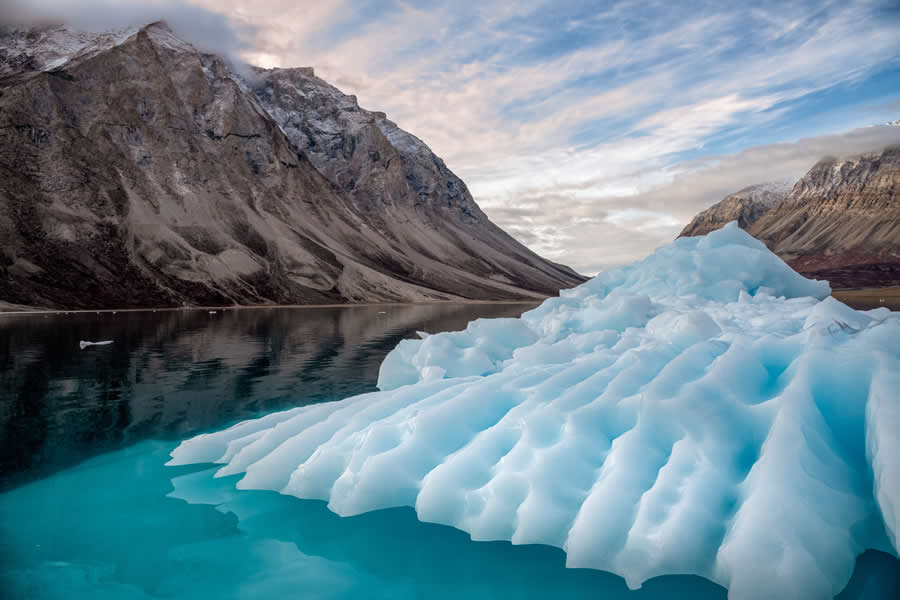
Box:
79;340;113;349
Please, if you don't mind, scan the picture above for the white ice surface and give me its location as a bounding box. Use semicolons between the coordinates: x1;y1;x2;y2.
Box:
169;223;899;599
79;340;113;349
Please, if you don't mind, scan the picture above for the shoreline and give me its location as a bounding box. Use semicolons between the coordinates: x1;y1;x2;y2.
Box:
5;285;898;316
0;299;544;317
831;285;900;311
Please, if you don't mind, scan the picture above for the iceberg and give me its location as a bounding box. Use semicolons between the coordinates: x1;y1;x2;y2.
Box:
169;223;899;599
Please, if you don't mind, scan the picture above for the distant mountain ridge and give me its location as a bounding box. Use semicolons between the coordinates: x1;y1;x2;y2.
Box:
678;182;793;237
680;146;900;288
0;22;584;309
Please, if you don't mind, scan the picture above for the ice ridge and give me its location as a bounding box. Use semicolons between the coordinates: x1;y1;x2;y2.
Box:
169;223;899;599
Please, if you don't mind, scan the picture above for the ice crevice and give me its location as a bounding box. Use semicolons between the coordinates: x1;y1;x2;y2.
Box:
168;223;900;599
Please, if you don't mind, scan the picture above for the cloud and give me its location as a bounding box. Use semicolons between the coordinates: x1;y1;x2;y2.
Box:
629;124;900;219
0;0;254;58
5;0;900;275
482;124;900;275
865;97;900;117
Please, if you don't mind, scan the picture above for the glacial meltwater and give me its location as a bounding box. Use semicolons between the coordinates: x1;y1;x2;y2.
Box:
1;302;898;599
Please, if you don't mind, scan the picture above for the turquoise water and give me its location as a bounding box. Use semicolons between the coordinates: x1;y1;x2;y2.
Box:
1;306;898;599
2;441;730;599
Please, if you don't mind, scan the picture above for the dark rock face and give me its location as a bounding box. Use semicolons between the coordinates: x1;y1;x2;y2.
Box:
681;146;900;288
0;23;584;309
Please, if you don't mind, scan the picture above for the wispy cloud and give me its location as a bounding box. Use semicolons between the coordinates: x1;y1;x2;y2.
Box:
9;0;900;273
506;124;900;274
2;0;256;57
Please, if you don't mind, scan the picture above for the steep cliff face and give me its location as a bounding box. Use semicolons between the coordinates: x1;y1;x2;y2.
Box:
0;23;584;309
247;66;583;299
748;146;900;288
680;146;900;288
678;182;792;237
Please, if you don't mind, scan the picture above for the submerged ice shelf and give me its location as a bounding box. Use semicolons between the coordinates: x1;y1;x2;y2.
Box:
169;224;900;599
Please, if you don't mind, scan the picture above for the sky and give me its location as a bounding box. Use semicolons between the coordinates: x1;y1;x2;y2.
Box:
7;0;900;274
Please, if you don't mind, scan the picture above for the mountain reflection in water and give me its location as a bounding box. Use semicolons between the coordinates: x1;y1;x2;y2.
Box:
0;303;536;490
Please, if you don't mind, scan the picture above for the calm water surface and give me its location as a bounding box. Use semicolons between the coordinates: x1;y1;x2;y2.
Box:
1;304;897;599
0;304;537;489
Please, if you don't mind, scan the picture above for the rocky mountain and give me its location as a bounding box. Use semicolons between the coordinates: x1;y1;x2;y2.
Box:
678;181;792;237
680;146;900;288
749;146;900;288
0;22;584;309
